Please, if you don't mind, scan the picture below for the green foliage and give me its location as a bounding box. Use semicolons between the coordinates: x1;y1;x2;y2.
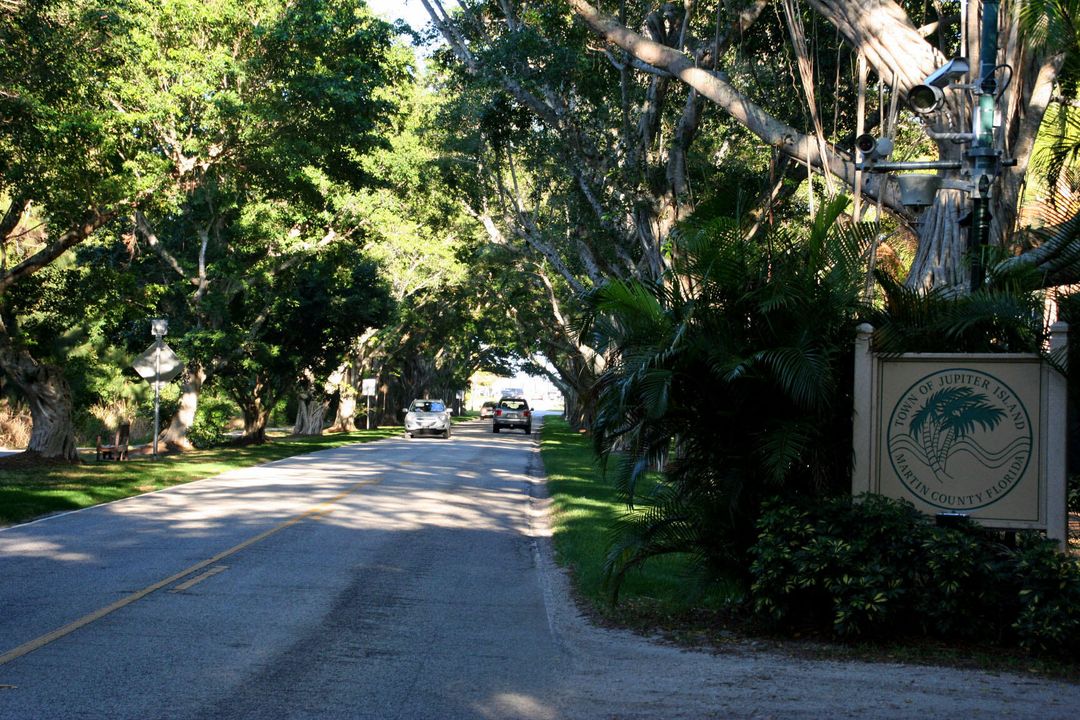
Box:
0;0;140;225
1013;534;1080;656
187;391;237;449
750;495;1080;658
586;198;875;593
867;266;1047;355
1020;0;1080;105
540;415;733;619
750;496;925;639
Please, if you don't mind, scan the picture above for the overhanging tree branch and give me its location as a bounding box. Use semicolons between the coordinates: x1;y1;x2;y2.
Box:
565;0;903;210
0;205;122;295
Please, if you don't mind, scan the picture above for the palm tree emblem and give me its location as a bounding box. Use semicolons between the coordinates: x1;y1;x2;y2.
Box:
908;387;1006;483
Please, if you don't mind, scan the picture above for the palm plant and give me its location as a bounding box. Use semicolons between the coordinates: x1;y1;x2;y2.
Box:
584;197;875;596
867;257;1049;356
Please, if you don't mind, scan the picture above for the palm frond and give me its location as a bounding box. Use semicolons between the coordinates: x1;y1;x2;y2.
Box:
755;420;815;486
753;344;833;410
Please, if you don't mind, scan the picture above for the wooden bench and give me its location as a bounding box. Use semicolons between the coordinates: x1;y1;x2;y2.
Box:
96;424;130;461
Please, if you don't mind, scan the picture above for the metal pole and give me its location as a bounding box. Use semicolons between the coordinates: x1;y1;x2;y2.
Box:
968;0;1000;291
153;335;161;459
366;395;371;430
858;160;962;172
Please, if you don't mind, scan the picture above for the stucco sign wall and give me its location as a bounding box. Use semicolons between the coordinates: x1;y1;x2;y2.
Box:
851;323;1068;543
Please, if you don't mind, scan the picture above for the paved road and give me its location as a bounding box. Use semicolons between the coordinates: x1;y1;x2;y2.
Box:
1;417;1078;719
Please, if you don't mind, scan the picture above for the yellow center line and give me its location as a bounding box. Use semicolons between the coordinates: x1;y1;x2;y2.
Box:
169;564;229;593
0;475;381;667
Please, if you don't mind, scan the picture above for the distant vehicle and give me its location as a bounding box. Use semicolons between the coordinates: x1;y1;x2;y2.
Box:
492;397;531;434
500;387;524;399
479;401;497;419
404;399;451;439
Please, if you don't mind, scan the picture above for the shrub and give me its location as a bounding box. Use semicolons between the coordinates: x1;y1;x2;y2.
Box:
187;393;238;449
80;399;140;445
1012;534;1080;658
750;495;925;639
587;198;873;593
749;495;1080;656
914;523;1017;643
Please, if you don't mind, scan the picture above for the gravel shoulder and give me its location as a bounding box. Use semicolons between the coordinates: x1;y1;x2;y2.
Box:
524;443;1080;720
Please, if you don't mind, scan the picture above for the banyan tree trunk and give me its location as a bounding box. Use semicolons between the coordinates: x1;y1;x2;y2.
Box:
236;393;270;445
329;392;357;432
906;189;970;292
0;343;79;462
159;365;207;451
293;392;328;436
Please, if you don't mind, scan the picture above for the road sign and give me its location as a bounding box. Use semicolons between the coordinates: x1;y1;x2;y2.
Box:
132;342;183;384
361;378;377;396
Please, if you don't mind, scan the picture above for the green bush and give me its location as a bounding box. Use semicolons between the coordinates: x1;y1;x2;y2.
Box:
1012;534;1080;656
749;495;1080;657
750;496;925;639
915;523;1017;643
187;393;238;449
586;199;873;593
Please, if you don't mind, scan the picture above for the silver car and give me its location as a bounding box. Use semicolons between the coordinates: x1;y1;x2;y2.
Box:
492;397;531;434
404;399;452;439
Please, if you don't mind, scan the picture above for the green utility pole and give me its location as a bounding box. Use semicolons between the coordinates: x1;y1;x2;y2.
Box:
967;0;1000;290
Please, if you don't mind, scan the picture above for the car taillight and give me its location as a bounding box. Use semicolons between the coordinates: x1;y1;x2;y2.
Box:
524;410;531;417
495;409;502;416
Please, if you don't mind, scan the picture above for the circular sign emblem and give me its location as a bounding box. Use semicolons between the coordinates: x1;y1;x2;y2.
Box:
887;368;1033;511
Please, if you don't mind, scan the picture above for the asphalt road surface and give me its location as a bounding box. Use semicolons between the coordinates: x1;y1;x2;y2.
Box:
1;416;1078;719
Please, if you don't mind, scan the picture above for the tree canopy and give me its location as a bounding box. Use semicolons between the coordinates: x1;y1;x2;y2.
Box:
3;0;1080;458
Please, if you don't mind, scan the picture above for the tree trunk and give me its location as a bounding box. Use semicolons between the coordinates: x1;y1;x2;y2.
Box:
907;189;969;291
236;391;270;445
238;404;269;444
566;0;1068;291
0;343;80;461
293;392;328;435
159;364;206;451
561;385;588;431
328;362;358;432
331;393;356;432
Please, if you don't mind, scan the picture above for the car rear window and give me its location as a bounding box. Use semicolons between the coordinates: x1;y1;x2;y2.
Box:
499;399;528;410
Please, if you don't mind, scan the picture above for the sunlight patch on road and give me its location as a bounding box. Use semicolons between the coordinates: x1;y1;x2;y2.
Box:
0;538;95;563
473;692;558;720
316;487;529;533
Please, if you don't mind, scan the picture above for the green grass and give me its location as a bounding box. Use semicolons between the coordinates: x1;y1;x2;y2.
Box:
540;416;729;630
0;427;402;526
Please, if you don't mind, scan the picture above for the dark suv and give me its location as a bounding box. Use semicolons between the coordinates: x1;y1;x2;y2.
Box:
492;397;532;434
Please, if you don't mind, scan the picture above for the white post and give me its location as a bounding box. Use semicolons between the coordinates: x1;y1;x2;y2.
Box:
153;336;161;460
1046;322;1069;548
150;318;167;460
851;323;875;497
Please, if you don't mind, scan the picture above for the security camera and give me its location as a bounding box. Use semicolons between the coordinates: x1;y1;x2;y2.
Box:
923;57;970;89
856;134;893;161
908;57;969;115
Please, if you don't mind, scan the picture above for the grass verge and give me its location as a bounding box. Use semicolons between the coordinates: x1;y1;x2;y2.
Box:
0;427;402;527
540;416;728;635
